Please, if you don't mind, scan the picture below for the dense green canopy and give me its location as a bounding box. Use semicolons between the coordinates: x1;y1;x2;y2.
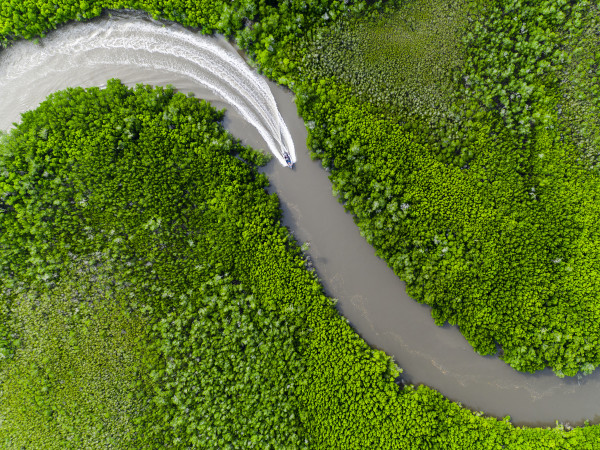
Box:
1;0;600;448
0;81;309;448
300;0;600;377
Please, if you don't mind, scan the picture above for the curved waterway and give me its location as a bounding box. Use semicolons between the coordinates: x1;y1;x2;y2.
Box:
0;10;598;426
0;11;294;166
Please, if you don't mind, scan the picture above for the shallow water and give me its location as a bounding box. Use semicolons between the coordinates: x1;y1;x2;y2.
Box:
0;10;598;426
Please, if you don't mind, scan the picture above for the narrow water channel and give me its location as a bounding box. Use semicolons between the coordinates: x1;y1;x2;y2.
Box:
0;10;597;426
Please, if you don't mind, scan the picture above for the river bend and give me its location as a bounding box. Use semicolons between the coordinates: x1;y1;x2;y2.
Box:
0;10;597;426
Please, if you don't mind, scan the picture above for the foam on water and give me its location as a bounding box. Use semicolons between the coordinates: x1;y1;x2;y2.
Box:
0;13;295;166
3;10;600;426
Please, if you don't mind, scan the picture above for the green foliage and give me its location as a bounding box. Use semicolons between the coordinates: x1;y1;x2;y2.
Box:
0;81;312;448
303;0;472;121
0;0;222;41
145;274;308;449
300;0;494;168
558;1;600;170
292;0;600;378
0;254;155;449
458;0;571;135
296;73;600;377
2;2;600;449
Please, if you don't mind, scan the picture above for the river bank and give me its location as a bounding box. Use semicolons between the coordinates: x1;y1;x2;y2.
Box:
0;10;598;426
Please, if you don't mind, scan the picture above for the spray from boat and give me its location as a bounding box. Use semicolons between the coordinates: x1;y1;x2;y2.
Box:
0;12;295;167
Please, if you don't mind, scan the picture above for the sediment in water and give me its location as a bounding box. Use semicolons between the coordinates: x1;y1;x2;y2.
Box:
0;10;598;426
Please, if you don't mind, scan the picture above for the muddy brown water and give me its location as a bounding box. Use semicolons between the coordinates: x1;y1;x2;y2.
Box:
0;10;598;427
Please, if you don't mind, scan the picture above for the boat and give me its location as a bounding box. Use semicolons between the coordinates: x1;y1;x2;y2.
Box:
284;152;293;169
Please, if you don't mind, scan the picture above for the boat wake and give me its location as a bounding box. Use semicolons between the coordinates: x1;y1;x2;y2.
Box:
0;11;295;167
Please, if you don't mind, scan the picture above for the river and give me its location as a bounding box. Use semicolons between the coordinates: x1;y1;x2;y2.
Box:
0;10;597;426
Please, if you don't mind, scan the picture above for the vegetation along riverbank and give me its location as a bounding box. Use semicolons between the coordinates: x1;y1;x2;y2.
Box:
2;0;600;448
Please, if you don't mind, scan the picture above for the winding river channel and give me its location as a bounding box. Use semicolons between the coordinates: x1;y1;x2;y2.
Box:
0;10;598;426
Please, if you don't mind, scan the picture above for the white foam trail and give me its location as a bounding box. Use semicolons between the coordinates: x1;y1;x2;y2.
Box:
0;16;295;166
